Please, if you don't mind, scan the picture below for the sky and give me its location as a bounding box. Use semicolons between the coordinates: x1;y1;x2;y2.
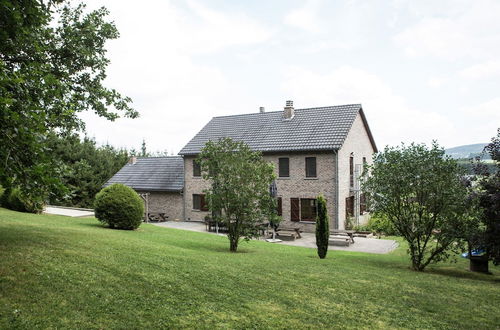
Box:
81;0;500;154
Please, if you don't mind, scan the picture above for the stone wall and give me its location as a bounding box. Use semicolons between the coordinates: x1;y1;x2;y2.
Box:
138;191;183;221
337;113;376;230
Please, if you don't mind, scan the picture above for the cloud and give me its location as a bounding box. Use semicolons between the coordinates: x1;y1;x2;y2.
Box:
459;60;500;80
393;0;500;60
427;76;448;88
280;66;456;147
459;98;500;143
284;0;323;33
80;0;273;153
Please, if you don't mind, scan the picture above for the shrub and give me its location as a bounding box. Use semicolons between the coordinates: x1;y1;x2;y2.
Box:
367;213;397;236
94;184;144;230
0;185;4;200
1;187;45;213
315;195;329;259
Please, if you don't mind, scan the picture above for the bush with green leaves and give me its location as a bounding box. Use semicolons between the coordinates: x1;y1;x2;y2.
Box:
94;184;144;230
1;187;45;213
0;185;4;201
367;213;397;236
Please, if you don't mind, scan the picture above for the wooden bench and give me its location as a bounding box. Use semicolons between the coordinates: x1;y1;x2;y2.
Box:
277;227;302;239
329;235;350;246
276;230;299;241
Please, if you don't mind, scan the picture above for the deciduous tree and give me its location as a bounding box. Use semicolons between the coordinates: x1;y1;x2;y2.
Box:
198;138;276;252
0;0;136;209
362;142;470;271
466;129;500;271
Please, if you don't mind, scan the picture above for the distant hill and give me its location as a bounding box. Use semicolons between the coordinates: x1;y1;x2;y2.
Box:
445;143;490;159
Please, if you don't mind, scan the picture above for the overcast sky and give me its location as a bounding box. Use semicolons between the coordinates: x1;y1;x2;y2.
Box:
81;0;500;154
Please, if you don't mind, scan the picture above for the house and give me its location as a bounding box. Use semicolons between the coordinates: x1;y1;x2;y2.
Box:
105;156;184;220
106;101;376;230
178;101;377;231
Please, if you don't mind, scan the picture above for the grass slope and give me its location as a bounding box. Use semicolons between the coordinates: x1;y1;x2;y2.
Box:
0;208;499;329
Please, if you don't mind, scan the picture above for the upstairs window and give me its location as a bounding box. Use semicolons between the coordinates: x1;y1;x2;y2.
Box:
278;158;289;177
349;155;354;187
193;159;201;177
305;157;317;178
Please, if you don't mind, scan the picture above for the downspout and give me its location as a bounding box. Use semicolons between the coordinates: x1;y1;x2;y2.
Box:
334;150;339;229
182;155;186;221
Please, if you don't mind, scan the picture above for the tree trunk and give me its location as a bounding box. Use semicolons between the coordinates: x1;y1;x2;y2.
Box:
229;238;238;252
470;255;490;273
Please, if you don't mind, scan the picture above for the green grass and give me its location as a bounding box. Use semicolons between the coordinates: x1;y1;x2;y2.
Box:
0;208;499;329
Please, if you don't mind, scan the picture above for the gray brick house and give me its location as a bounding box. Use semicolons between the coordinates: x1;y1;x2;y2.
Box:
107;101;376;230
178;101;377;231
105;156;184;220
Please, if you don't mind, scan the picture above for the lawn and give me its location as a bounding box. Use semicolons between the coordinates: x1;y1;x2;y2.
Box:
0;208;499;329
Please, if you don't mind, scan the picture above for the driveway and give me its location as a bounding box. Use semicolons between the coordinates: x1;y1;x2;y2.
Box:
153;221;398;254
43;206;95;218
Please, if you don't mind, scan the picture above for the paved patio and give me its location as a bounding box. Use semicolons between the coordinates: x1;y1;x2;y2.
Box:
153;221;398;254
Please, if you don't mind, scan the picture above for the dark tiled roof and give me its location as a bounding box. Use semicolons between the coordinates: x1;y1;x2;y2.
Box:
179;104;376;155
105;157;183;192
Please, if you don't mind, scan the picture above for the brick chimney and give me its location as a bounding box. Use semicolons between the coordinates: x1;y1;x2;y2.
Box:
283;100;294;119
259;106;265;113
128;156;137;165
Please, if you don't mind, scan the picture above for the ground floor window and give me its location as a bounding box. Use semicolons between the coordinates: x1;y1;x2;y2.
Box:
291;197;318;222
300;198;317;221
193;194;208;211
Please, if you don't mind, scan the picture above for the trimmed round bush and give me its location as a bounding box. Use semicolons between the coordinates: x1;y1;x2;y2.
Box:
94;184;144;230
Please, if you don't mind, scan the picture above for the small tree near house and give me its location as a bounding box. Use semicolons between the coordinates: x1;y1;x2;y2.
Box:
362;142;470;271
198;138;276;252
316;195;329;259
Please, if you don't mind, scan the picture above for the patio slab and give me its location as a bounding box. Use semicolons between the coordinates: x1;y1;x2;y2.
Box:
153;221;398;254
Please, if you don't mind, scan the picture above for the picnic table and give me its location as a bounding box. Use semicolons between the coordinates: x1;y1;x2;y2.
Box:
276;226;302;240
331;230;355;244
147;213;168;222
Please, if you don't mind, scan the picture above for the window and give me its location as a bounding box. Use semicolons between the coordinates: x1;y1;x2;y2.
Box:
277;197;282;216
290;198;300;221
360;193;367;215
346;196;354;218
300;198;317;221
291;197;318;222
193;159;201;177
349;155;354;187
305;157;316;177
193;194;208;211
278;158;289;177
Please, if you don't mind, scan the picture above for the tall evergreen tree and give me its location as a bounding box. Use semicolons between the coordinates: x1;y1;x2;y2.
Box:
315;195;329;259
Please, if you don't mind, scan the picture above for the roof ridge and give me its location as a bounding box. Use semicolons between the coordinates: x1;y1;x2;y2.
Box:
136;156;182;159
211;104;362;119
